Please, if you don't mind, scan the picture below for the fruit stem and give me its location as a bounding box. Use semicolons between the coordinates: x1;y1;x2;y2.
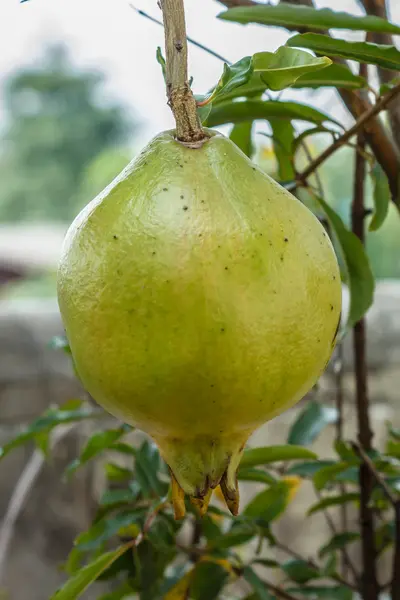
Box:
160;0;208;144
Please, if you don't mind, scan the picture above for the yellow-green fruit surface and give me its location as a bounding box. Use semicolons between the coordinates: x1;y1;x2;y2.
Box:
57;129;341;505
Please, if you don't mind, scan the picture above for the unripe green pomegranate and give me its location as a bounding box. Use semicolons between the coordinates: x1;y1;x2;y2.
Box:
57;129;341;516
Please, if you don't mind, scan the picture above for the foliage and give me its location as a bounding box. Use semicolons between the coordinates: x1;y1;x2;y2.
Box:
3;2;400;599
0;45;134;222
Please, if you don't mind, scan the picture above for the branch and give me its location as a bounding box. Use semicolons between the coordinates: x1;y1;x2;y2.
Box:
351;442;398;506
217;0;400;200
160;0;206;143
294;81;400;200
359;0;400;153
275;541;358;592
351;127;379;600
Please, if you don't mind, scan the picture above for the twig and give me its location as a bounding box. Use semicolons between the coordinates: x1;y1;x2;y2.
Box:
294;81;400;197
129;4;230;64
351;443;398;506
352;127;379;600
275;541;358;591
333;343;350;579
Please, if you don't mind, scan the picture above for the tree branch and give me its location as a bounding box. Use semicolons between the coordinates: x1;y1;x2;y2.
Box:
359;0;400;153
217;0;400;200
294;81;400;200
351;442;398;506
352;129;379;600
160;0;206;143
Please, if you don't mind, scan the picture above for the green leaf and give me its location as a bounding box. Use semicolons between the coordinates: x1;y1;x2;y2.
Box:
269;119;295;182
211;522;257;549
156;46;166;82
288;401;338;446
375;521;395;553
286;460;336;477
293;63;366;90
288;34;400;71
198;57;254;115
252;558;280;569
281;559;320;583
254;47;331;91
75;510;143;551
66;425;131;476
243;566;276;600
213;56;254;100
105;463;134;482
237;467;277;485
334;440;356;461
287;585;353;600
241;445;317;468
99;486;138;507
0;401;98;460
307;493;359;515
98;581;135;600
369;163;390;231
205;100;338;128
219;5;400;35
313;462;358;491
319;532;360;558
51;544;133;600
386;440;400;459
314;196;375;328
134;439;167;497
244;481;289;522
213;73;267;104
230;121;254;157
190;561;230;600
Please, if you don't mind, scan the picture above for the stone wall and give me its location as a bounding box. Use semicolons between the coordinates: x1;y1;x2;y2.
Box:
0;281;399;599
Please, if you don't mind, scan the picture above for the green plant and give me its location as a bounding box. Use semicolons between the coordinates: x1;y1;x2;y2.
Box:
3;1;400;599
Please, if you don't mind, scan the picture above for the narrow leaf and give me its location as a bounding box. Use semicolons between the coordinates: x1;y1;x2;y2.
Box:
244;482;289;522
287;585;353;600
230;121;254;157
66;425;131;476
288;34;400;71
156;47;166;82
241;445;317;468
307;493;359;515
243;566;276;600
254;47;331;91
314;196;375;328
286;460;336;477
270;118;295;181
210;522;257;549
219;5;400;35
293;63;366;90
319;532;360;558
206;100;338;128
313;462;358;491
51;544;132;600
369;163;390;231
237;467;277;485
288;401;338;446
281;559;320;583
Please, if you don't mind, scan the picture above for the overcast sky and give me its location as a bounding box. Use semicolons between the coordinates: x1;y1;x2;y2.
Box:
1;0;399;147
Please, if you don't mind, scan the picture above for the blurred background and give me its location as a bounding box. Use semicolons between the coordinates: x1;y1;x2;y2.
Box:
0;0;399;598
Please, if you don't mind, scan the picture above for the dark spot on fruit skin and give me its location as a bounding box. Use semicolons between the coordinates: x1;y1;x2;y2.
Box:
211;384;214;388
252;167;256;171
113;235;118;240
180;195;184;199
212;400;216;404
201;200;205;204
199;233;202;237
280;255;284;261
163;188;168;192
220;328;225;332
152;251;156;255
330;304;334;311
259;233;263;237
225;266;229;270
218;245;221;249
166;280;170;283
179;164;183;168
317;338;321;343
284;238;288;242
183;206;188;211
333;275;336;280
